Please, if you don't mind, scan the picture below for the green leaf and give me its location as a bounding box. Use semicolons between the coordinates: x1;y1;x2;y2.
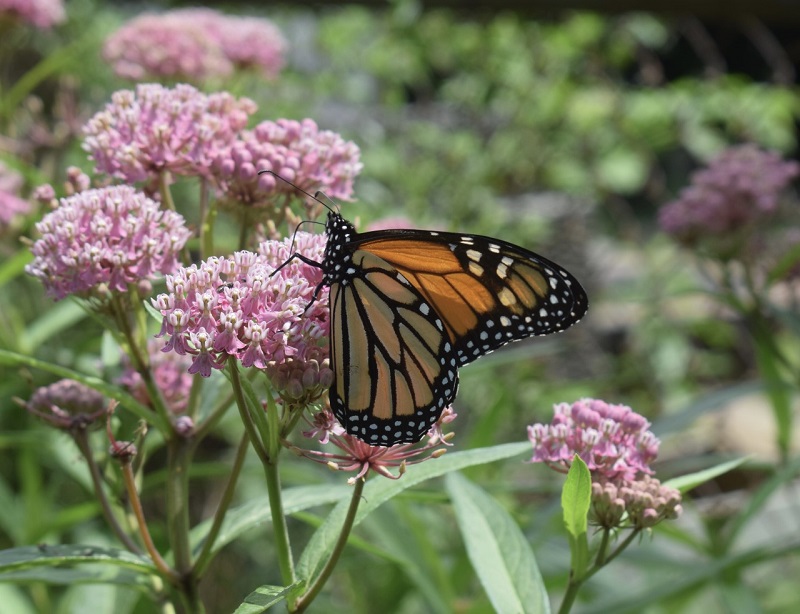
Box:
561;456;591;579
233;583;298;613
189;485;351;557
446;473;549;614
297;441;530;582
0;545;156;592
664;456;749;493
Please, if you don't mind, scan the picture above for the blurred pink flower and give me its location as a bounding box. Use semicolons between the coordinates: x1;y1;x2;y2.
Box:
153;232;332;400
528;398;660;483
103;8;285;82
212;118;362;208
0;0;65;29
174;8;286;78
117;340;194;415
0;161;30;225
26;186;191;300
659;145;799;254
83;83;257;184
26;379;106;431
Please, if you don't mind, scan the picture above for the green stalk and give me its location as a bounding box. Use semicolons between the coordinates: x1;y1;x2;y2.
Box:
264;457;296;587
293;478;365;613
193;434;250;577
558;528;642;614
73;429;141;554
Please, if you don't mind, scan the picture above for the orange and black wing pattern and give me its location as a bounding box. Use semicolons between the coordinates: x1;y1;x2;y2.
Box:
319;211;587;446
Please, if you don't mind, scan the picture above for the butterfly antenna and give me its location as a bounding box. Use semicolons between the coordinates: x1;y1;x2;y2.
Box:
258;170;338;214
287;219;325;254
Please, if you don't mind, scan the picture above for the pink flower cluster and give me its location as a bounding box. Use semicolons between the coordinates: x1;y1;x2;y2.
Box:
0;161;30;226
26;379;106;431
0;0;65;29
118;340;194;415
152;232;331;398
528;398;660;483
212;118;362;208
528;399;681;529
529;398;681;528
103;8;285;82
83;83;257;184
659;145;799;249
25;186;191;300
592;475;682;530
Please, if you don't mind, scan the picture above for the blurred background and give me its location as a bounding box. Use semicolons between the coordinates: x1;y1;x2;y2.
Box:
1;1;799;612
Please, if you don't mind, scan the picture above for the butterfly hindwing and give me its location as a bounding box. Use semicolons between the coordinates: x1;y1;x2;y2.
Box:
328;248;459;445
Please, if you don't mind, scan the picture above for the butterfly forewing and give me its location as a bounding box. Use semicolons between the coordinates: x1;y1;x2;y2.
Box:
353;231;588;366
328;248;459;445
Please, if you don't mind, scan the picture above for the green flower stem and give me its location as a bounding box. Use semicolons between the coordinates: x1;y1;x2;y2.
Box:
227;360;295;588
293;478;366;613
593;527;612;567
191;390;234;443
166;438;195;579
264;456;296;587
73;429;141;554
558;528;642;614
110;294;173;431
238;209;251;251
158;170;177;212
193;434;250;577
120;456;180;585
198;178;213;259
229;361;268;464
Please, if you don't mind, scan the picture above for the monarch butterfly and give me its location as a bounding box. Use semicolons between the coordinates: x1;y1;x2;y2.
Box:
277;195;587;447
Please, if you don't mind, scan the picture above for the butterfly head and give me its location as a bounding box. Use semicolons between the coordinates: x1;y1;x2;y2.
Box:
322;211;358;281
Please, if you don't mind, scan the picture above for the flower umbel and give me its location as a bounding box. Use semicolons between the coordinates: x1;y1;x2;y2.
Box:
25;186;191;300
659;145;799;258
83;83;257;184
212;118;362;210
153;232;330;396
103;8;285;82
0;0;65;29
528;398;659;482
25;379;106;431
529;398;681;530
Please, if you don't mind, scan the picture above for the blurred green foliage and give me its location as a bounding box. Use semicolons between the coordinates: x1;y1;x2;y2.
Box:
1;1;800;612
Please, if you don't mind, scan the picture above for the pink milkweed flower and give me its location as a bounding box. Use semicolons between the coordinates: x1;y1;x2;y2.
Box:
25;185;191;300
295;408;451;483
592;476;682;529
659;145;799;258
0;0;65;29
153;232;332;404
172;8;286;78
212;118;362;209
83;83;257;184
528;398;660;483
102;8;285;82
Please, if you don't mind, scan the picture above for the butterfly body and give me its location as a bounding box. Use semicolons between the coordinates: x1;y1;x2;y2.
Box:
300;210;587;446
